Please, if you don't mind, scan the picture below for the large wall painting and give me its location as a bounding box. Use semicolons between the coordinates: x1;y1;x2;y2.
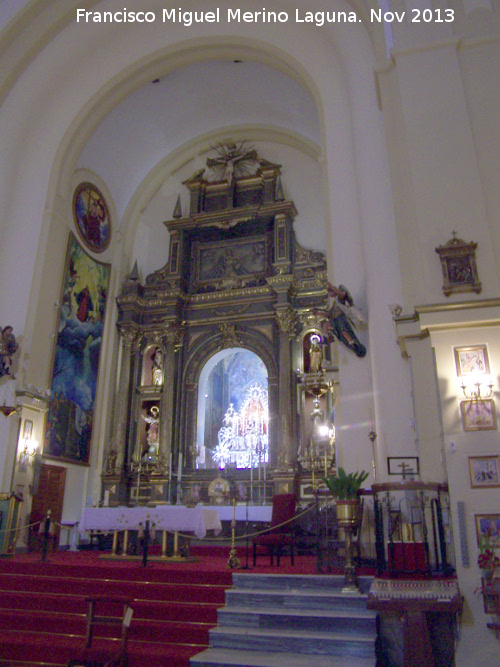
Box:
43;233;111;464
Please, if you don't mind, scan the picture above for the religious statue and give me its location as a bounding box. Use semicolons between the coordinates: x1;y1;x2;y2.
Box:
142;405;160;457
105;449;117;474
314;282;366;357
308;334;323;373
0;326;18;377
206;141;258;185
151;348;163;386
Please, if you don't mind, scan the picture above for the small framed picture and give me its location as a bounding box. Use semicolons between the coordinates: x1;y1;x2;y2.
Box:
461;399;497;431
476;514;500;547
454;345;490;377
23;419;33;440
387;456;419;477
18;452;29;473
469;456;500;488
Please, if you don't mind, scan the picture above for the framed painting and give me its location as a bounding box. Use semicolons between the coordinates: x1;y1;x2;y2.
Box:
43;233;111;465
454;345;490;377
73;182;111;253
192;235;269;291
387;456;419;477
461;399;497;431
22;419;33;441
18;452;30;473
469;456;500;488
476;514;500;547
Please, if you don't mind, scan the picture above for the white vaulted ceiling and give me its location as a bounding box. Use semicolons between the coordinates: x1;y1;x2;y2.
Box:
75;59;321;219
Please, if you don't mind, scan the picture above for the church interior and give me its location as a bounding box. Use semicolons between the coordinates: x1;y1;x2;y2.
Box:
0;1;500;665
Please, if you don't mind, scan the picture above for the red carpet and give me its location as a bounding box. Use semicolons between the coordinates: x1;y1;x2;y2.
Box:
0;547;374;666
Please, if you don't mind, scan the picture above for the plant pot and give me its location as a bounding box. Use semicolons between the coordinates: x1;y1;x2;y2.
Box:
336;499;362;527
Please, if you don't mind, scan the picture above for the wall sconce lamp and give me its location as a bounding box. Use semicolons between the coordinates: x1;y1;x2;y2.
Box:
460;378;494;401
0;404;19;418
18;438;38;470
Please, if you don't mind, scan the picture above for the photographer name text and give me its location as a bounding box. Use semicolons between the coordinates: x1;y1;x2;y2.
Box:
76;7;455;27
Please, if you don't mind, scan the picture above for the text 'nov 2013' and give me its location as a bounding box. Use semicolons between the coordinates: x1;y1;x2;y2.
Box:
75;7;455;27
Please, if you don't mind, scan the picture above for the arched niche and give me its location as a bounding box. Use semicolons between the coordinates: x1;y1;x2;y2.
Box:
196;347;269;470
141;344;164;387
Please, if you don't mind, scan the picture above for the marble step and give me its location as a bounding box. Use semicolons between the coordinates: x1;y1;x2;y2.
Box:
208;625;377;659
232;573;373;594
190;647;376;667
225;587;370;613
217;604;377;636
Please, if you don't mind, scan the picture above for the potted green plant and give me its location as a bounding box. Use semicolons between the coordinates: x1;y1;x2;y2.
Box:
323;467;369;526
323;467;369;593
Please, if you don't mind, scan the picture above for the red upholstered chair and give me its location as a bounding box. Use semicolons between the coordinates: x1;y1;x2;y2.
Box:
67;597;132;667
253;493;297;566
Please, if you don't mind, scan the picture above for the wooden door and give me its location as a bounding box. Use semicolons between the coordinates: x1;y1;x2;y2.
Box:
29;464;66;551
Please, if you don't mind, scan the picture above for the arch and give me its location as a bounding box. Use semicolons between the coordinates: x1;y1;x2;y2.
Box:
196;347;269;470
0;1;389;108
0;3;401;507
120;125;321;267
180;326;279;468
183;327;279;388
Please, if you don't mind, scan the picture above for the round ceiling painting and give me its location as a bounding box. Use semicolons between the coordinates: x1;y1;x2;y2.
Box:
73;182;111;253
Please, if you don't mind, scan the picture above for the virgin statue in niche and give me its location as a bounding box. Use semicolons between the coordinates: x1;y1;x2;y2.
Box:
151;348;163;386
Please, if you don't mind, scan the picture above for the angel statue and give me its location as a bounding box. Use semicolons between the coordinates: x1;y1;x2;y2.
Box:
0;326;18;377
314;282;366;358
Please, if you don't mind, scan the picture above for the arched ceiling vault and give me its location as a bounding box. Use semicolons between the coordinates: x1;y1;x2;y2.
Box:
0;0;388;107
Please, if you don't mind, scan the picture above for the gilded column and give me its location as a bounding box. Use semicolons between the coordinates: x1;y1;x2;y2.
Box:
114;327;139;472
162;321;186;463
275;305;297;470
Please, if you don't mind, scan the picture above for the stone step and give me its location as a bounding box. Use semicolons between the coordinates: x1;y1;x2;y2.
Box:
190;647;376;667
232;573;373;594
208;625;377;659
217;605;377;635
225;587;370;613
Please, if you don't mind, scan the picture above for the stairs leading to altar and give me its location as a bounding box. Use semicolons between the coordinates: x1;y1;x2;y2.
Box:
0;549;234;666
190;573;378;667
0;549;377;666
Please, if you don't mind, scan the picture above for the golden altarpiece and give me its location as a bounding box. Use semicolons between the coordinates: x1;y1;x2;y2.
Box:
102;146;344;507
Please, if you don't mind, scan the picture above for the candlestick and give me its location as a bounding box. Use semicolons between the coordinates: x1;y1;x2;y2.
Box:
250;458;253;504
177;452;183;482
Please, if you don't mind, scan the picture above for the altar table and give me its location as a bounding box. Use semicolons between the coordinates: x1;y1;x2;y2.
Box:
78;506;221;559
79;506;221;539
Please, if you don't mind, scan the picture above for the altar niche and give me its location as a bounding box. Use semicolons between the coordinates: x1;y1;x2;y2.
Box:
107;144;340;508
197;348;269;471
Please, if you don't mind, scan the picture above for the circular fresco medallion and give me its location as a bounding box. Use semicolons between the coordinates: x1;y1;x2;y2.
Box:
73;182;111;252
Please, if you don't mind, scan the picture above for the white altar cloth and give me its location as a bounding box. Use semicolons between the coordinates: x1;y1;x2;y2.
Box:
214;505;272;522
79;506;221;540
